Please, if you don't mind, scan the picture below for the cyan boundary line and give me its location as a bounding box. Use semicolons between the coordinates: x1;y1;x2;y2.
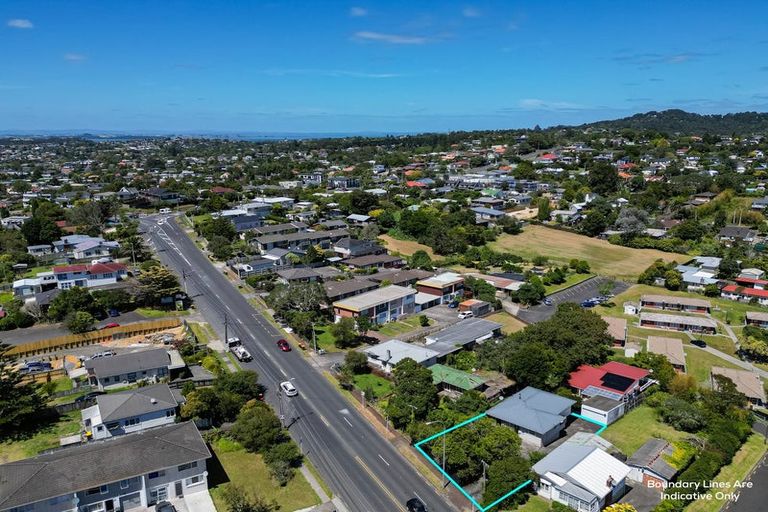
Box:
414;412;487;447
569;412;608;434
413;410;610;511
414;444;484;510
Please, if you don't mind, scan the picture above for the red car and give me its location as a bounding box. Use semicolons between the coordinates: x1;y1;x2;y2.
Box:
277;339;291;352
101;322;120;329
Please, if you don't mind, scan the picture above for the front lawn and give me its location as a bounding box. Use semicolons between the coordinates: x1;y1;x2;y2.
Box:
0;411;82;463
353;373;393;399
377;315;430;338
208;437;319;512
686;434;767;512
136;307;190;318
512;496;550;512
0;291;14;305
313;326;343;353
601;405;688;455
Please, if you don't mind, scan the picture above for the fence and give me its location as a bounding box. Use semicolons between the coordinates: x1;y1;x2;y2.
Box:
7;318;183;358
19;368;66;384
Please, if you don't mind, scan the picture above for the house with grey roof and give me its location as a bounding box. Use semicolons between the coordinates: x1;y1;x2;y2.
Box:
533;439;631;512
363;339;438;374
424;318;502;359
85;348;171;391
82;384;179;440
0;422;211;512
626;438;678;489
486;387;575;447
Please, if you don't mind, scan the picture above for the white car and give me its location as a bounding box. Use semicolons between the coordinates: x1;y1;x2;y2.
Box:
457;311;474;319
280;381;298;397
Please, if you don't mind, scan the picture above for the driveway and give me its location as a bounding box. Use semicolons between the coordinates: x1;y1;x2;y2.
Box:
515;277;631;324
722;453;766;512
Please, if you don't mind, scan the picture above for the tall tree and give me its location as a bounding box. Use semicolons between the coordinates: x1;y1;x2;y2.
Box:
0;342;48;438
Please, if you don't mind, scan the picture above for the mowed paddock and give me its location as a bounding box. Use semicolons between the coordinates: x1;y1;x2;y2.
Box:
489;225;689;279
378;234;436;258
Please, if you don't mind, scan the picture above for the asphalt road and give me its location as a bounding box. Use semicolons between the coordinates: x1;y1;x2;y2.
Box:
141;215;455;512
515;276;631;324
725;451;767;512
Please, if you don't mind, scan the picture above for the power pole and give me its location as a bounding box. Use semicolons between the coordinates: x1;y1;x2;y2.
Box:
182;270;189;295
224;313;229;343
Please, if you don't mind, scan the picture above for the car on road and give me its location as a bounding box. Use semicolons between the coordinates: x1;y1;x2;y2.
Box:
406;498;427;512
277;339;291;352
448;301;458;308
543;298;553;306
457;311;474;319
231;345;253;362
691;339;707;348
101;322;120;329
280;381;298;397
155;501;177;512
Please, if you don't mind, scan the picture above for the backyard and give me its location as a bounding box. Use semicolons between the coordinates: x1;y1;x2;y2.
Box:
378;234;435;258
208;437;319;512
486;311;527;334
601;405;688;455
0;411;82;463
488;226;689;280
376;315;431;338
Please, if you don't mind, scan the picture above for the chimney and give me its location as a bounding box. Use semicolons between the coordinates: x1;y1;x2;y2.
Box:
386;349;392;361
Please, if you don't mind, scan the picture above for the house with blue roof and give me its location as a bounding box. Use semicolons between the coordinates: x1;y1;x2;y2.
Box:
486;386;575;447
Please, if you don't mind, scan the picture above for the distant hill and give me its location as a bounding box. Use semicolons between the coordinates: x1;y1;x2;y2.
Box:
574;109;768;135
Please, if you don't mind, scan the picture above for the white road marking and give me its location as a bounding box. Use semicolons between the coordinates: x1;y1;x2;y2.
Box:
343;417;353;428
413;492;424;504
378;454;390;466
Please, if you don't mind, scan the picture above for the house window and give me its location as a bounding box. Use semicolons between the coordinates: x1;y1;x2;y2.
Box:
106;423;120;430
148;470;166;479
10;504;35;512
125;417;140;426
100;485;109;494
120;479;130;489
166;409;175;417
150;487;168;503
127;373;137;381
178;461;197;472
185;475;203;487
48;495;71;506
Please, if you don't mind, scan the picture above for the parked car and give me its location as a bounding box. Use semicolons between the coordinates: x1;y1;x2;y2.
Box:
231;345;253;362
280;381;298;397
448;301;458;309
75;391;105;404
226;337;242;348
691;339;707;348
457;311;474;319
277;339;291;352
101;322;120;329
108;309;120;317
543;298;553;306
406;498;427;512
155;501;177;512
580;300;597;308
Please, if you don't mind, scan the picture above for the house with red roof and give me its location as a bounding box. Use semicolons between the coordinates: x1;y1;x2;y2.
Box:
569;362;656;425
720;284;768;306
53;262;128;290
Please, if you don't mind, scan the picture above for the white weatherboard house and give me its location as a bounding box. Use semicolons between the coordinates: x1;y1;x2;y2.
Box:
533;440;631;512
363;339;438;374
82;384;179;440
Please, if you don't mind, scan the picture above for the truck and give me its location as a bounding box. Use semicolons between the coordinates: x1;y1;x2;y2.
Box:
231;345;253;362
226;337;242;348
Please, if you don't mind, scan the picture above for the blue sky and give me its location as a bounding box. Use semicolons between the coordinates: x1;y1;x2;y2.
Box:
2;0;768;134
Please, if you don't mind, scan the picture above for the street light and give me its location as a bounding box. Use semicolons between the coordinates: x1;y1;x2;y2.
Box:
426;420;448;488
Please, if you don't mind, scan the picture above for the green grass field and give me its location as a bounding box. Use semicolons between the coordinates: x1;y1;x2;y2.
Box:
488;225;689;280
378;234;436;258
313;325;343;353
136;307;191;318
0;291;14;305
208;437;319;512
353;373;393;399
486;311;527;334
684;347;742;385
686;434;767;512
0;411;82;463
601;405;688;455
512;495;550;512
377;315;430;338
544;273;595;294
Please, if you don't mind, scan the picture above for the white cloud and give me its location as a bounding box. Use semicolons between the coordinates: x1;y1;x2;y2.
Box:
64;53;86;61
350;7;367;17
7;18;33;29
354;31;427;45
462;7;481;18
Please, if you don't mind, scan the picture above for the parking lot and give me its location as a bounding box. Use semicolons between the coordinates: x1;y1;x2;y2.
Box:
515;276;631;324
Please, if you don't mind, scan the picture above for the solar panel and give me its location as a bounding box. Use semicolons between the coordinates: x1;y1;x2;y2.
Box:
601;373;634;392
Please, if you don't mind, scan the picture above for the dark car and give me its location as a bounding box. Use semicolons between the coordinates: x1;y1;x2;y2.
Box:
75;391;105;404
155;502;177;512
580;300;597;308
406;498;427;512
691;339;707;348
108;308;121;317
277;339;291;352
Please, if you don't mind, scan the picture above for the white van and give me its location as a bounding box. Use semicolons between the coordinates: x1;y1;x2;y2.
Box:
159;208;171;214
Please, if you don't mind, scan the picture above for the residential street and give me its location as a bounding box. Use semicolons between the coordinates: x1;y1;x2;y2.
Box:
141;214;456;512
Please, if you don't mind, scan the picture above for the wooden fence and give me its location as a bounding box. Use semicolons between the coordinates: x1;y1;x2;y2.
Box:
7;318;183;358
